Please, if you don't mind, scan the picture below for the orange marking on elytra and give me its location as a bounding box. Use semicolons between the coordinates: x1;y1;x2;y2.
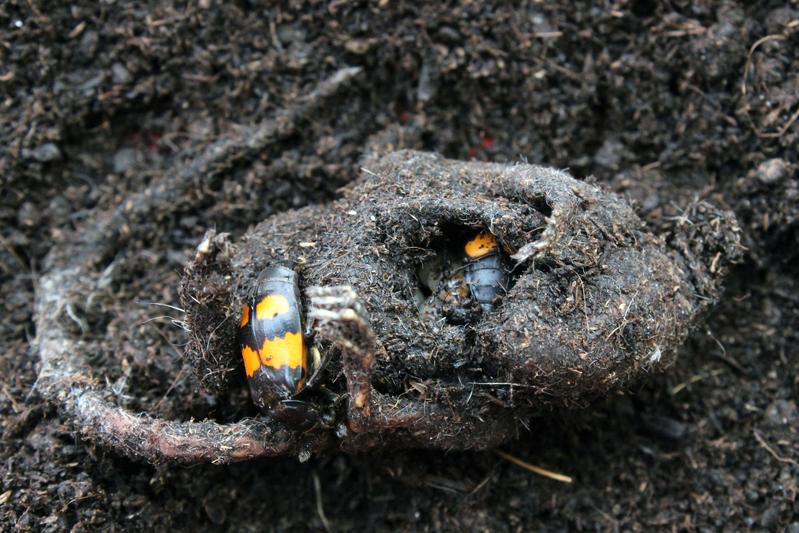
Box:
464;232;497;258
258;332;305;370
294;360;307;392
242;334;307;383
239;304;250;328
242;344;261;377
255;294;291;320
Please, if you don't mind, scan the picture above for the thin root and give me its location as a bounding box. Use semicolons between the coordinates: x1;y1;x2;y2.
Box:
33;67;361;463
494;450;573;483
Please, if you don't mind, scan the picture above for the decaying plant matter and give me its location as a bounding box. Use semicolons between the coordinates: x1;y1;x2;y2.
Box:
36;144;741;464
180;150;741;460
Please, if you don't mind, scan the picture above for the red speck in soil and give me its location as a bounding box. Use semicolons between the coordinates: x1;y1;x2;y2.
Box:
147;132;162;153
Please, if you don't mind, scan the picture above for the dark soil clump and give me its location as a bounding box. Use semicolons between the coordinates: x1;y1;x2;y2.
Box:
181;151;739;457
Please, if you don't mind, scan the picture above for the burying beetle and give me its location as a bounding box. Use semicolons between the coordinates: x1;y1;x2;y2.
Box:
416;229;512;325
239;265;336;427
239;265;309;408
463;231;511;311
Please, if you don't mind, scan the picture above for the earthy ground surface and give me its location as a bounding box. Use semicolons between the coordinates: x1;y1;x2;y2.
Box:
1;1;797;531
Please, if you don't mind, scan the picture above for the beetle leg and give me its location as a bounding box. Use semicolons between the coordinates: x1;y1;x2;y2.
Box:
307;286;377;432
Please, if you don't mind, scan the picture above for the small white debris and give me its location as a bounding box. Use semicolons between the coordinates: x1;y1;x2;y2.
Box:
648;345;662;364
196;236;212;255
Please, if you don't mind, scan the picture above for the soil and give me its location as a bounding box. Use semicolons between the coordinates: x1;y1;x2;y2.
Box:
1;2;797;531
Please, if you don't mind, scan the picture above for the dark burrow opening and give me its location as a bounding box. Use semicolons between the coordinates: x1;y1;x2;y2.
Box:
413;223;519;326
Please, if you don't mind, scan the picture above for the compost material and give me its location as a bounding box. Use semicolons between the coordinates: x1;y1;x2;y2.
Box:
177;150;739;458
2;2;798;530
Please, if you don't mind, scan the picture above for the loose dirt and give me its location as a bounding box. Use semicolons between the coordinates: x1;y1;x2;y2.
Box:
1;2;797;531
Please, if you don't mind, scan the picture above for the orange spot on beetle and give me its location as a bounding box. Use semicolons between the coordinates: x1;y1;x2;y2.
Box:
255;294;291;320
242;344;261;377
258;332;306;370
242;333;307;385
464;232;498;259
239;304;250;328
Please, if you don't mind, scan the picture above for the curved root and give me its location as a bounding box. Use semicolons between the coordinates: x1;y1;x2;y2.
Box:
33;67;361;463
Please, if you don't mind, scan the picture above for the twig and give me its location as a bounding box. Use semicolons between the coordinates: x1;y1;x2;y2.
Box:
0;232;28;270
758;106;799;139
740;34;798;138
753;430;799;467
669;368;725;395
494;450;573;483
313;472;333;533
740;35;786;98
706;327;746;375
